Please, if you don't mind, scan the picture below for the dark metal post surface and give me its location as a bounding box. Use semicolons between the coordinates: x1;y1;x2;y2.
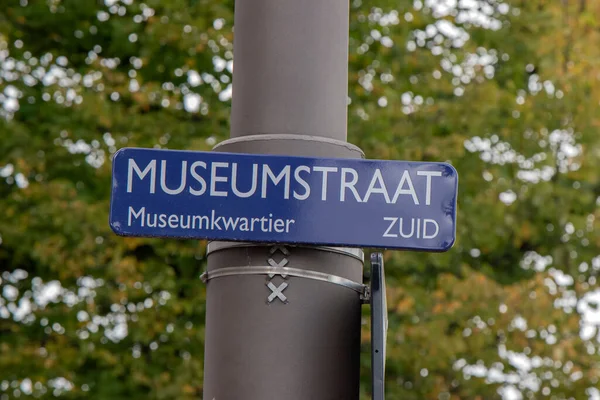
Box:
230;0;350;140
203;1;364;399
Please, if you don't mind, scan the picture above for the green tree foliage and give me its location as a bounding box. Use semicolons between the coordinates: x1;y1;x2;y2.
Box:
0;0;599;398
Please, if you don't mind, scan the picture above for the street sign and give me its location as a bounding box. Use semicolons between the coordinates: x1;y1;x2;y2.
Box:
370;253;387;400
109;148;458;251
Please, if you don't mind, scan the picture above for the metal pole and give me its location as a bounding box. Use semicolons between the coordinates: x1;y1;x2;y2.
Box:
203;1;365;399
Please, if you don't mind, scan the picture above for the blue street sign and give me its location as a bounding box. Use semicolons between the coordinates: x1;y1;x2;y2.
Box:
109;148;458;251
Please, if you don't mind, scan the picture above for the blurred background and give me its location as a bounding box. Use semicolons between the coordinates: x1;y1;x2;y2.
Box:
1;0;600;398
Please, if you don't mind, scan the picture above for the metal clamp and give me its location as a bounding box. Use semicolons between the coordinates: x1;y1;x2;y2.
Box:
206;241;364;262
201;265;368;298
213;133;365;159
